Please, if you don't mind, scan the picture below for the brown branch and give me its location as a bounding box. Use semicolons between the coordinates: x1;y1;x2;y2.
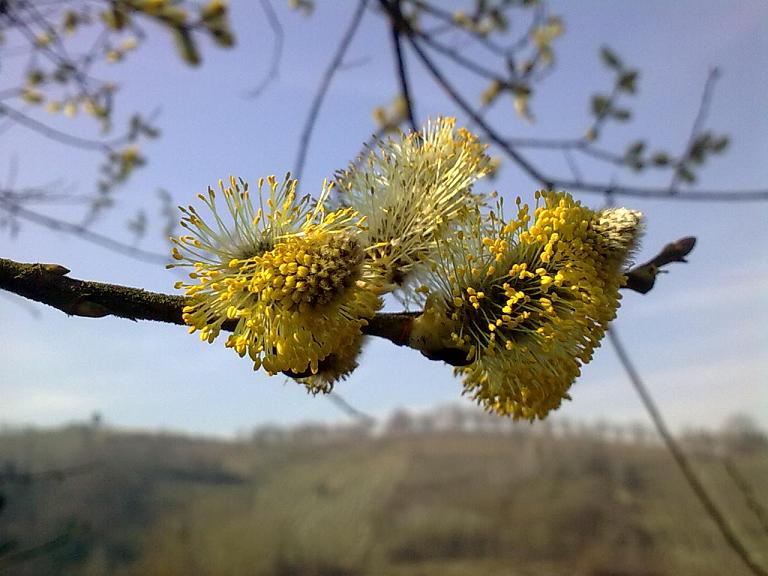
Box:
386;0;418;133
0;257;183;322
0;237;694;359
624;236;696;294
0;256;415;348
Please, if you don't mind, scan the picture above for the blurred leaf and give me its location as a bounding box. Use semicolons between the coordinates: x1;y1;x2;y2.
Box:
157;6;189;26
600;46;622;70
490;9;509;32
618;70;639;93
533;15;564;54
173;27;201;66
591;94;611;116
651;152;670;166
287;0;315;16
101;6;129;30
201;0;227;21
513;93;534;122
689;137;707;164
711;135;730;153
26;69;44;86
513;85;534;122
480;80;503;106
127;210;148;241
21;88;44;105
208;25;235;47
676;165;696;183
201;1;235;47
539;46;554;65
626;141;646;157
62;10;80;35
611;107;631;121
52;63;76;83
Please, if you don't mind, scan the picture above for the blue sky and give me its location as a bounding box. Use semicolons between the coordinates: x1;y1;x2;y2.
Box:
1;0;766;436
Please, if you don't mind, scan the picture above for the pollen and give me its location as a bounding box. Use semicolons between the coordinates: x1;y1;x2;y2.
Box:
421;190;643;420
336;116;492;289
169;175;382;379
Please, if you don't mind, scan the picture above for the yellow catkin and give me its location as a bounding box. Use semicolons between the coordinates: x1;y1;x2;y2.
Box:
421;191;642;420
336;117;491;288
169;175;382;381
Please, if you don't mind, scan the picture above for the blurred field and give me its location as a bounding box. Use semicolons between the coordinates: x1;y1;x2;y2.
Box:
1;410;766;576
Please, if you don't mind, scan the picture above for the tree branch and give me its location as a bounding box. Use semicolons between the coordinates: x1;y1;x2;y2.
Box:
623;236;696;294
378;5;768;203
386;0;418;133
0;237;695;358
0;257;183;322
669;68;720;192
0;199;168;265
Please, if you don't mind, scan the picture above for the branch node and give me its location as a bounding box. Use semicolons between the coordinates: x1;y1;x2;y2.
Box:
624;236;696;294
40;263;70;276
69;296;111;318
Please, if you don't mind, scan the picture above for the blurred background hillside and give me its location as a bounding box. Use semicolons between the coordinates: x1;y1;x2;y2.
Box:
1;410;767;575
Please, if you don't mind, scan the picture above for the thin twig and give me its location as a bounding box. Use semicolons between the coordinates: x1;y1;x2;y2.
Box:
246;0;284;99
380;5;768;202
327;392;376;424
609;328;768;576
402;0;507;56
722;456;768;538
548;179;768;202
0;200;168;265
293;0;369;183
386;0;418;132
412;27;500;81
563;148;582;183
669;68;721;193
0;104;115;152
403;29;553;187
